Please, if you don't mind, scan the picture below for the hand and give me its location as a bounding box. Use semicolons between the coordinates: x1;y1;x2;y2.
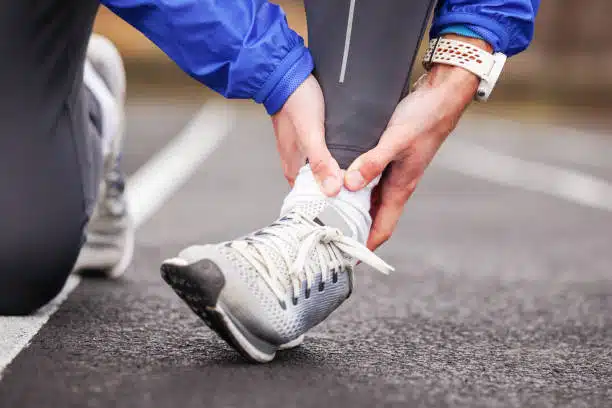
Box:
344;36;492;250
271;75;342;196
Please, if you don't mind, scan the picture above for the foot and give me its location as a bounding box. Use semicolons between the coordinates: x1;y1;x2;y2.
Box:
73;34;134;279
161;168;393;363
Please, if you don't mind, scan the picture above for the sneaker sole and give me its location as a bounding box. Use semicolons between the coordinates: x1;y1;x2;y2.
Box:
107;224;135;279
160;259;303;363
74;224;135;279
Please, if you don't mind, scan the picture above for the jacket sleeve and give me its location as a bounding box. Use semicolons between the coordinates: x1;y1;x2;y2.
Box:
101;0;314;114
430;0;540;57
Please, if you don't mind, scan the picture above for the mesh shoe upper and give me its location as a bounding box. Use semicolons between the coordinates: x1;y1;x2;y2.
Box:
187;199;393;345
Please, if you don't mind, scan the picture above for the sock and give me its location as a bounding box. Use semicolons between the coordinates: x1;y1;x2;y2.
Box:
281;164;380;244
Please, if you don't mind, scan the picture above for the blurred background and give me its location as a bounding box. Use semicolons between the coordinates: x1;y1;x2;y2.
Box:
93;1;612;131
2;5;611;404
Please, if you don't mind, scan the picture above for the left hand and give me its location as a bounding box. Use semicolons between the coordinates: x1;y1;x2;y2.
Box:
271;74;342;196
344;36;492;250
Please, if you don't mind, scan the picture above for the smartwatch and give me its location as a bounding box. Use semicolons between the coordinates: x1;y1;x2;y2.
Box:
422;37;507;102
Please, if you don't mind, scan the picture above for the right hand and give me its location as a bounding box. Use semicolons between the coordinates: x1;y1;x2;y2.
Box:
271;75;342;196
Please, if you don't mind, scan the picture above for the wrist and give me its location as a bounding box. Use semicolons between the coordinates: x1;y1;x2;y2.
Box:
425;34;494;98
260;48;314;115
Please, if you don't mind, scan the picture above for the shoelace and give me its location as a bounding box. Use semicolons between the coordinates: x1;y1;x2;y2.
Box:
100;165;126;217
230;212;394;305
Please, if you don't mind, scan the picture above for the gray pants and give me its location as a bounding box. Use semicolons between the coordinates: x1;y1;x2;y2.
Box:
0;0;101;315
306;0;436;168
0;0;434;315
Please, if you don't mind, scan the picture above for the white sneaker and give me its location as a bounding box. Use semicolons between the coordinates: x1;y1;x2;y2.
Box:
161;166;393;363
73;34;134;279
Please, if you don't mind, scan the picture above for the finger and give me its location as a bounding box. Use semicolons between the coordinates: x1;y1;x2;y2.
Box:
366;200;403;251
280;140;305;187
282;154;301;187
369;182;383;220
306;143;342;197
344;143;396;191
273;115;304;187
366;163;417;250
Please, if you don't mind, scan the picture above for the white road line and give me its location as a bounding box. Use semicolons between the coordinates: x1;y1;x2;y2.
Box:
126;99;236;226
459;116;612;172
0;99;235;379
339;0;356;83
436;140;612;212
0;275;80;380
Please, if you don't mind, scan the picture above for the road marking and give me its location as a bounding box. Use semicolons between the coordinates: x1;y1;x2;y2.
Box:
126;99;236;226
0;276;80;380
0;99;235;380
339;0;356;83
436;140;612;212
460;115;612;171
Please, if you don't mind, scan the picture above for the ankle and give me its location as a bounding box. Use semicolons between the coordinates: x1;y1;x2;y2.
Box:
281;164;378;243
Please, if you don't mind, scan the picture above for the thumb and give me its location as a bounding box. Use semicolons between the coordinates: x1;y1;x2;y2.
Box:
344;144;396;191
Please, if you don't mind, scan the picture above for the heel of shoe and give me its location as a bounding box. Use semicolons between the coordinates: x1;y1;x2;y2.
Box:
161;260;278;363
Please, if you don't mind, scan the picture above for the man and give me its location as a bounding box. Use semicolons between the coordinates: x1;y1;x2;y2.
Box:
0;0;538;363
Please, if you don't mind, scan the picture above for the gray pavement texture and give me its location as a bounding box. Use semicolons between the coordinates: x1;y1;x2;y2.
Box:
0;98;611;408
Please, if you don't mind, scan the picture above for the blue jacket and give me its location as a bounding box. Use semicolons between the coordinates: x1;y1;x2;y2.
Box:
102;0;539;114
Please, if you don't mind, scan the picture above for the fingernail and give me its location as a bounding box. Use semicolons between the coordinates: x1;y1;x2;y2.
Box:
346;170;365;190
322;176;340;196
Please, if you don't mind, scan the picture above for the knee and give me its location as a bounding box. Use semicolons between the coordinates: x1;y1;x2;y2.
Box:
0;280;64;316
0;220;83;316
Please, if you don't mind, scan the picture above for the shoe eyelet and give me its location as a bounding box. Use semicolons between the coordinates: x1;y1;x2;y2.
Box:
330;268;338;284
305;288;311;299
318;282;325;292
292;297;298;306
278;300;287;310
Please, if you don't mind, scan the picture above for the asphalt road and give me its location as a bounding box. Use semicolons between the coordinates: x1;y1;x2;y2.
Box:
0;97;610;408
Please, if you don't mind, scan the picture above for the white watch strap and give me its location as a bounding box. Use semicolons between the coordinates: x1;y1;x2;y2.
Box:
422;38;507;102
423;38;494;79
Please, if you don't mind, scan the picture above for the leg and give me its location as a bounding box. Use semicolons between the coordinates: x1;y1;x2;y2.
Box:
305;0;437;168
161;1;434;363
0;0;101;315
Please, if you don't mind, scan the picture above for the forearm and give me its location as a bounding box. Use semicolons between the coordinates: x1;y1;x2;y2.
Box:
102;0;313;113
